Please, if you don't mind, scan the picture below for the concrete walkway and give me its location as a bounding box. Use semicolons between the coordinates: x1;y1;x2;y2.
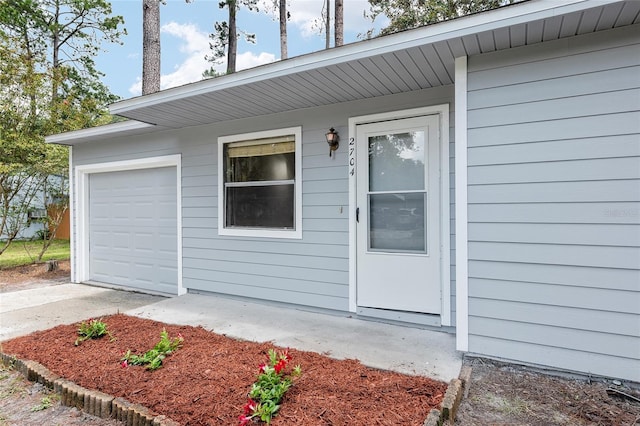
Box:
1;282;462;382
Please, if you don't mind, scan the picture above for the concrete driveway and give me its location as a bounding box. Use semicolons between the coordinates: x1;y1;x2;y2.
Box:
0;281;462;382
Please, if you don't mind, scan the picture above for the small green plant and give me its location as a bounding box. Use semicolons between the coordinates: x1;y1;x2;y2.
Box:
121;329;183;370
75;318;112;346
239;348;301;425
30;395;57;412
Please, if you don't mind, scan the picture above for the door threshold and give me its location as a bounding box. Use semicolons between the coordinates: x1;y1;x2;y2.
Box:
357;306;441;327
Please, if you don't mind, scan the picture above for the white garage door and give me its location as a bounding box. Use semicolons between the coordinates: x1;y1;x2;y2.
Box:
88;166;177;294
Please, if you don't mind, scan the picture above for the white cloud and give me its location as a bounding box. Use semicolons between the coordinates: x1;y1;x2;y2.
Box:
128;21;276;96
257;0;380;39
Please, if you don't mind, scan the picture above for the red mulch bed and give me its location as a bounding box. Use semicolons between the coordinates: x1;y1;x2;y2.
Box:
1;314;447;425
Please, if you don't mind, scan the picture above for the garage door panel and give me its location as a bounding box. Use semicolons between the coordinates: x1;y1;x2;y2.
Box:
89;166;178;294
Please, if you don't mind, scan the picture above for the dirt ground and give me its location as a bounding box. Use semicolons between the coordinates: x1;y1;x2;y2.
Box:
456;358;640;425
1;264;639;425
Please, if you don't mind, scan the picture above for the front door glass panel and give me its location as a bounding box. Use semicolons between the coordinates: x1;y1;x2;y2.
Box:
368;131;427;253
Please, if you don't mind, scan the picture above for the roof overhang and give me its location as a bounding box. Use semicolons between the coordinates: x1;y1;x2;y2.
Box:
48;0;639;145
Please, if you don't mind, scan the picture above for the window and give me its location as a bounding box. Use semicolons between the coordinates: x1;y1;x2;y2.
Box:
218;127;302;238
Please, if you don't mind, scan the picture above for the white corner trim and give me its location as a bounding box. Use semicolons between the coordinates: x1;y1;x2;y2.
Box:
347;105;452;316
74;155;184;296
455;56;469;352
217;126;303;239
68;146;76;283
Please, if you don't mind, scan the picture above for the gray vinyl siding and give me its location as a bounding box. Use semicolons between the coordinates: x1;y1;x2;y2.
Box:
466;25;640;381
72;85;456;317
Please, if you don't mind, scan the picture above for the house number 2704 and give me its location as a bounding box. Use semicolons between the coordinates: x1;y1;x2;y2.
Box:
349;137;355;176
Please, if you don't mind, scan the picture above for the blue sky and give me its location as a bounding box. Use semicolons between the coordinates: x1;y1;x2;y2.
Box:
95;0;387;100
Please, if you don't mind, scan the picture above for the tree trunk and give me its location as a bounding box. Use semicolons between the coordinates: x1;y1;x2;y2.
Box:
279;0;287;59
325;0;330;49
334;0;343;47
227;0;237;74
142;0;161;94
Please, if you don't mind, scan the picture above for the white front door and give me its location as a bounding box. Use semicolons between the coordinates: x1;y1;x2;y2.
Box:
356;115;441;314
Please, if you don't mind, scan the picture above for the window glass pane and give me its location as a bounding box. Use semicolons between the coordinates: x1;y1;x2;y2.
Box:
226;184;294;228
369;131;425;192
369;192;426;252
226;152;295;182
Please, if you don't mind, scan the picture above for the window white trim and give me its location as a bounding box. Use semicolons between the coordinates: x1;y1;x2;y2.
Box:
68;146;76;283
217;127;303;239
74;155;184;296
347;105;451;316
455;56;469;352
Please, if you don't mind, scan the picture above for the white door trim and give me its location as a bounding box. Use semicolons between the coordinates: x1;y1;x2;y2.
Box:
347;105;451;325
74;155;184;296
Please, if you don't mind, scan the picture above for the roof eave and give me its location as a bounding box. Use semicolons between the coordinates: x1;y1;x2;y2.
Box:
110;0;616;116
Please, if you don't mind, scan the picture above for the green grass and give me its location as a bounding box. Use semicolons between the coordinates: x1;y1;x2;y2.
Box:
0;239;70;269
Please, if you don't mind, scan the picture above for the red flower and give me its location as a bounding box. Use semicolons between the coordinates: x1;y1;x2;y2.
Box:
274;359;287;374
258;363;267;373
120;359;128;368
238;414;251;425
284;349;292;362
243;399;257;415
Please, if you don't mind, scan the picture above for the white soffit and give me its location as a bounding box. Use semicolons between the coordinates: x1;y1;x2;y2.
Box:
69;0;638;137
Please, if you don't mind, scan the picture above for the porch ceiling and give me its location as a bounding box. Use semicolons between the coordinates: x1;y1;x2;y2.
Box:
111;0;638;129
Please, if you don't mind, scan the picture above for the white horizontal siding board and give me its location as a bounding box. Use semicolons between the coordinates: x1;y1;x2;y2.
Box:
469;202;640;224
304;179;348;193
468;180;640;203
469;279;640;315
184;237;349;258
468;335;639;382
181;165;215;178
469;317;639;360
182;185;216;197
186;277;349;311
468;241;640;270
183;257;347;281
184;247;349;271
468;157;640;184
303;166;347;181
302;205;348;219
470;298;639;337
182;196;216;208
183;268;347;297
468;111;640;147
303;218;349;232
468;134;640;166
468;42;640;90
302;192;349;206
468;89;640;128
469;223;640;247
183;227;347;245
469;260;640;292
182;206;216;219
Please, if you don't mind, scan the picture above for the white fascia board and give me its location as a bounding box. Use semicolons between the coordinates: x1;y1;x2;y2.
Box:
110;0;616;116
45;121;155;145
